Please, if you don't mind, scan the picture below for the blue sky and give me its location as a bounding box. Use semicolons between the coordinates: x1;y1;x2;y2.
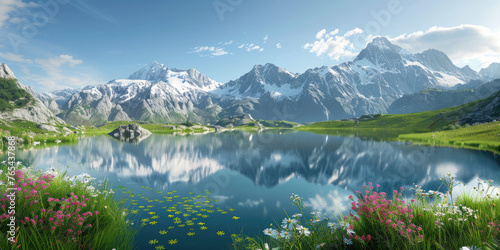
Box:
0;0;499;91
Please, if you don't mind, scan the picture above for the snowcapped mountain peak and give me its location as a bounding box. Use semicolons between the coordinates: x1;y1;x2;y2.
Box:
414;49;480;80
148;60;162;67
368;37;394;50
252;63;276;74
480;62;500;79
414;49;456;72
214;63;299;99
126;62;222;91
121;61;223;96
128;61;170;81
362;37;404;55
354;37;405;70
252;63;295;79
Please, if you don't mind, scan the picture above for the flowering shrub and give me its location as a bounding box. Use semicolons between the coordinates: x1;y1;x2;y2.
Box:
350;183;424;244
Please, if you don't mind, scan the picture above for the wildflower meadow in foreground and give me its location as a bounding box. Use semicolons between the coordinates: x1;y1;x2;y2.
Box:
233;177;500;249
0;163;137;249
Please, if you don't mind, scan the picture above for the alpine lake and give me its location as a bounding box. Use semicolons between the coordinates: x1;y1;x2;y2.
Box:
8;129;500;249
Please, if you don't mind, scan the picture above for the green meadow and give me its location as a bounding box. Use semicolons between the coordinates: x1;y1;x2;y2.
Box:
399;121;500;153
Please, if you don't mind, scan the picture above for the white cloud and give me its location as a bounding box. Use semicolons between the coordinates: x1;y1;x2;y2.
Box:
305;190;351;218
304;25;500;69
238;198;264;208
239;43;264;52
219;40;233;46
0;52;33;63
34;54;83;67
462;54;500;69
0;0;27;27
304;28;365;60
189;40;236;57
18;54;101;91
276;43;282;49
189;46;229;57
8;16;23;24
345;28;363;37
263;34;268;43
315;29;327;39
390;25;500;68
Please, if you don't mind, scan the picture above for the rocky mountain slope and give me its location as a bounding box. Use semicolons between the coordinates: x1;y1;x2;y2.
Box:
460;89;500;125
0;64;63;125
388;79;500;114
37;88;78;114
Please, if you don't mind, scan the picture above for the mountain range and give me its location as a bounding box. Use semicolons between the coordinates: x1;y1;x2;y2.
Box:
3;37;500;125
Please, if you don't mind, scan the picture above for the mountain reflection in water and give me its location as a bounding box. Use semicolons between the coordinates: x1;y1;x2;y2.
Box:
18;130;500;195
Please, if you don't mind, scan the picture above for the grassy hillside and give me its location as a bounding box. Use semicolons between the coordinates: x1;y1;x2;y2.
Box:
300;90;500;153
0;78;33;112
302;101;479;132
399;121;500;153
0;119;45;134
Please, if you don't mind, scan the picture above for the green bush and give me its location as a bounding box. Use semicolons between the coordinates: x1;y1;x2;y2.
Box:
0;78;32;111
180;122;195;127
442;123;461;130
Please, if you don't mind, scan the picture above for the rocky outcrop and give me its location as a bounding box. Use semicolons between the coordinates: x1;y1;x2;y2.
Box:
108;124;152;143
212;125;226;132
191;125;209;131
162;125;176;130
215;114;255;127
460;90;500;125
37;124;59;132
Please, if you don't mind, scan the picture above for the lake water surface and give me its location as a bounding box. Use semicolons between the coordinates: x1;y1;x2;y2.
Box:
13;130;500;249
